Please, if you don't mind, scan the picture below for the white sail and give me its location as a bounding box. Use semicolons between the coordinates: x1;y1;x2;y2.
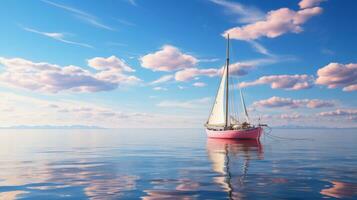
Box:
239;87;250;123
207;66;227;126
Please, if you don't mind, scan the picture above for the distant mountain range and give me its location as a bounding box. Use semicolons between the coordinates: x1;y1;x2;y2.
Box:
0;125;105;129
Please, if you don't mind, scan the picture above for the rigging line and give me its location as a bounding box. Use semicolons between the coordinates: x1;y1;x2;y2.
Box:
229;73;236;122
263;127;313;141
233;74;239;120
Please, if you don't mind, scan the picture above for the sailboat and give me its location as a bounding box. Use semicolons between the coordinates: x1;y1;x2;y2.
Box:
205;35;267;140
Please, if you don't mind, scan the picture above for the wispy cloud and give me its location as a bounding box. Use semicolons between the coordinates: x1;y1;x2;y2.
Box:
126;0;137;6
106;42;128;47
116;18;136;26
42;0;115;31
153;86;168;91
199;58;220;63
75;15;115;31
150;75;174;85
193;82;207;87
157;97;211;109
247;40;273;56
210;0;264;23
23;27;93;48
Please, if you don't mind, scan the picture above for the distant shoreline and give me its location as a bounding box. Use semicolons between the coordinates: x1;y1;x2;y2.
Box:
0;126;356;130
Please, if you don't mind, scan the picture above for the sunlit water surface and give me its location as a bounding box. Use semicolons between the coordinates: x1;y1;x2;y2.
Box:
0;129;356;199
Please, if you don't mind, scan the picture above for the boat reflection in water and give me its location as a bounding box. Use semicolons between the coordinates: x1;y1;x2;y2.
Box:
206;139;263;199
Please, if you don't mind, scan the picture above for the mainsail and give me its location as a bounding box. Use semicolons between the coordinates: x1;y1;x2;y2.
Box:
207;66;228;126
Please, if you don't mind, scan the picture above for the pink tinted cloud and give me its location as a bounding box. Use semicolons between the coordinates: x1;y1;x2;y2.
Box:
240;74;314;90
192;82;207;87
174;61;254;82
223;6;322;40
175;68;219;82
279;113;302;120
299;0;326;9
150;75;174;85
140;45;198;72
88;55;134;72
253;96;334;109
0;57;140;93
316;63;357;92
318;109;357;117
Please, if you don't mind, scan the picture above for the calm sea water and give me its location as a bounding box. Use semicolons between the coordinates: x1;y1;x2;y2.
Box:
0;128;356;200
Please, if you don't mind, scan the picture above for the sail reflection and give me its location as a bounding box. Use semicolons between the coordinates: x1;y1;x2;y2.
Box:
206;139;263;199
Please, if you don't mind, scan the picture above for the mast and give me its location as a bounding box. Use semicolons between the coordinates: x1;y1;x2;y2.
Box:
225;34;230;128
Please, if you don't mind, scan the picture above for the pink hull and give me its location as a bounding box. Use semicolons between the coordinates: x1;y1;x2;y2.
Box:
206;127;262;140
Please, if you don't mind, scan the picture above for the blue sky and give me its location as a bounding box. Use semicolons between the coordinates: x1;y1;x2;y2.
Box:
0;0;356;128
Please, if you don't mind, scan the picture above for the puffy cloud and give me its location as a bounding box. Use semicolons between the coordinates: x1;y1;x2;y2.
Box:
223;7;323;40
299;0;326;9
318;109;357;117
240;74;314;90
343;84;357;92
0;56;140;93
140;45;198;72
0;92;165;128
88;56;134;72
193;82;207;87
175;68;219;82
157;97;211;109
316;63;357;92
279;113;302;120
229;62;255;75
253;96;334;108
150;75;174;85
174;61;254;82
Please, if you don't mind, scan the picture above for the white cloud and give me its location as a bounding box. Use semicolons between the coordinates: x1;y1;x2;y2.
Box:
23;27;93;48
0;92;184;128
247;40;272;56
316;63;357;92
199;58;220;63
240;74;314;90
116;18;136;26
343;84;357;92
253;96;334;109
126;0;137;6
210;0;264;23
279;113;302;120
174;57;281;82
318;109;357;117
157;97;211;109
193;82;207;87
299;0;326;9
88;56;134;72
153;86;167;91
140;45;198;72
42;0;114;31
223;6;323;40
0;56;140;93
150;75;174;85
175;68;219;82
